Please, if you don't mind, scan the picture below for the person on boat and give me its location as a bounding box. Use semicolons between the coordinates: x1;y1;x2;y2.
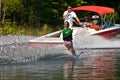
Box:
63;6;81;28
91;15;100;25
84;15;101;30
90;15;101;30
62;21;76;56
81;16;91;27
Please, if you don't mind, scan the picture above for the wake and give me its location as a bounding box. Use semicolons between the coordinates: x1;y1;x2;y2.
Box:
0;35;120;64
73;35;120;49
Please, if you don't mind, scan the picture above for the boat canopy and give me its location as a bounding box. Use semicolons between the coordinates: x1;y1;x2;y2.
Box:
72;6;115;15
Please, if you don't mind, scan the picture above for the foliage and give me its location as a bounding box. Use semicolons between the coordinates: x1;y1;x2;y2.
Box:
0;0;120;36
0;22;25;35
0;21;54;36
1;0;21;23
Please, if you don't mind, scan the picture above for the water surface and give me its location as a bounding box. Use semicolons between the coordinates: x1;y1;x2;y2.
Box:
0;35;120;80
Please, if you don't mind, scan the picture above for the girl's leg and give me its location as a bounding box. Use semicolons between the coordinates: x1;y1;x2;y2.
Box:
65;44;72;55
71;42;76;56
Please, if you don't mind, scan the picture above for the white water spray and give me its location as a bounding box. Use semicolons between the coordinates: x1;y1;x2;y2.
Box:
74;35;120;49
0;35;120;64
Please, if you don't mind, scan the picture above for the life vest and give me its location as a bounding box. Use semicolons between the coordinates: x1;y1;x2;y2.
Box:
90;24;101;30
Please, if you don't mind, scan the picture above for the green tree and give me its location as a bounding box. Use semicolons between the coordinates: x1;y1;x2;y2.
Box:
2;0;21;25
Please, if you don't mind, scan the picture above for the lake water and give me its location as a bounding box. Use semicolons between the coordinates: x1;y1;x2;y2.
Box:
0;35;120;80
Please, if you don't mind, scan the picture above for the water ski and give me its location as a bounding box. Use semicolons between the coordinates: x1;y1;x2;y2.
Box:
55;54;79;60
76;48;87;57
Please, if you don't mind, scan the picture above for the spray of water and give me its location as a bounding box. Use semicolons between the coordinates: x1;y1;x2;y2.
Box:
74;35;120;49
0;35;120;64
0;35;65;64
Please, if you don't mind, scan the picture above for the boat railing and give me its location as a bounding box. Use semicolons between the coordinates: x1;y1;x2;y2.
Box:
101;14;115;29
102;20;114;29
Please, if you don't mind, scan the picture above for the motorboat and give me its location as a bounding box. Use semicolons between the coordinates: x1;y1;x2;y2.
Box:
72;6;120;39
29;6;120;47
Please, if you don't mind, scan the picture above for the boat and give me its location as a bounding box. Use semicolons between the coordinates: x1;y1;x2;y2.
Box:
29;6;120;47
72;6;120;39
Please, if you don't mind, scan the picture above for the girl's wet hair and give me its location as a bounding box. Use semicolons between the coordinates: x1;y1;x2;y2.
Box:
64;21;69;27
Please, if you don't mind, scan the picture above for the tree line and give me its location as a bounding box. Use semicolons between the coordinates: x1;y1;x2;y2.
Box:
0;0;120;35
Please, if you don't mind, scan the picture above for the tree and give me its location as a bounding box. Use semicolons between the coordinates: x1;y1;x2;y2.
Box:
2;0;21;24
0;0;1;21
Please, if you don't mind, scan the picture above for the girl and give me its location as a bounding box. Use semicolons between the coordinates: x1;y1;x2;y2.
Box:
62;21;76;56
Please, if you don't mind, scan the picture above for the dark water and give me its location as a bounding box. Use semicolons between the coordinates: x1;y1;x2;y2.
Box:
0;49;120;80
0;35;120;80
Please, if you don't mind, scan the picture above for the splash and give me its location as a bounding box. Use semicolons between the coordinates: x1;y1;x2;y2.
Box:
0;35;65;64
73;35;120;49
0;35;120;64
